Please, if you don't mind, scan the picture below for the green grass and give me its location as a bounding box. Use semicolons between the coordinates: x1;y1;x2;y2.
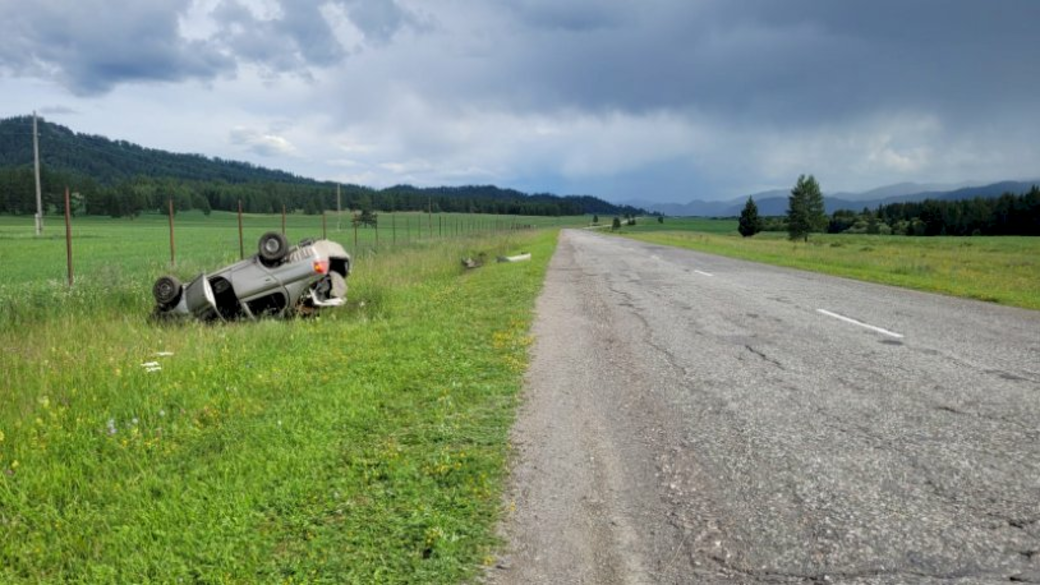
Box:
613;221;1040;310
622;216;738;234
0;212;559;583
0;211;581;287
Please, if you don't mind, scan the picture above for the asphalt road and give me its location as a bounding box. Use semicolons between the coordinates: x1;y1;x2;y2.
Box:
489;229;1040;584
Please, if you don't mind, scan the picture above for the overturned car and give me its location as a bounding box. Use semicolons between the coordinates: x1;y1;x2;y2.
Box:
152;232;351;321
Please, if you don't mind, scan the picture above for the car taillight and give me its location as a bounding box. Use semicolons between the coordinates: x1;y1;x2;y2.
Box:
313;259;329;274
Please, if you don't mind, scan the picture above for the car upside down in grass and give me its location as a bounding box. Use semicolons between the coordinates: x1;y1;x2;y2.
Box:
152;232;352;321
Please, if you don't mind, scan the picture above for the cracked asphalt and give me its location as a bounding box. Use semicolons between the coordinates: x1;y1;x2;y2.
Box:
488;229;1040;584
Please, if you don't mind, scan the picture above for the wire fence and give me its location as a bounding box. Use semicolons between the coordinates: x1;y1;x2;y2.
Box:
0;196;573;288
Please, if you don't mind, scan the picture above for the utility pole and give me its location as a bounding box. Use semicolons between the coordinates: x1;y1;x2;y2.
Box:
237;199;244;259
168;199;176;267
33;112;43;236
64;187;73;286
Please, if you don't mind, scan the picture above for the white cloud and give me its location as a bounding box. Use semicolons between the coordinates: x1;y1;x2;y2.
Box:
320;2;367;53
228;126;298;156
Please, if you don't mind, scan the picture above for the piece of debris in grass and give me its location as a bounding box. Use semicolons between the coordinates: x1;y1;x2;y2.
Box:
497;252;532;263
140;361;162;373
155;351;174;357
462;252;488;269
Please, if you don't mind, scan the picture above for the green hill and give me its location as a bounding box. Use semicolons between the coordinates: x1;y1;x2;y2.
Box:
0;116;644;218
0;115;311;185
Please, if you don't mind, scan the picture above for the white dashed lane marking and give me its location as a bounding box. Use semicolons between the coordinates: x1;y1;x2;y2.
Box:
817;309;904;338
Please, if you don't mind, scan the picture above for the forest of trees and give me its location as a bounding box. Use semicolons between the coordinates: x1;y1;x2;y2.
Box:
0;116;645;218
872;189;1040;236
759;186;1040;236
0;166;644;218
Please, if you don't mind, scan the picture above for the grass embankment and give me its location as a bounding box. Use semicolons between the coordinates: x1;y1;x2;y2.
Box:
0;214;556;583
616;219;1040;310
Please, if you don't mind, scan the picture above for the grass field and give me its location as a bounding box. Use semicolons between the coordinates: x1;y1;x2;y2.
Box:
0;211;562;583
617;216;739;234
0;210;580;287
614;219;1040;310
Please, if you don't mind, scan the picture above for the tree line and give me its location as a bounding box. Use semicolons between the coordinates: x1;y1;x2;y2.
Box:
0;166;645;218
871;189;1040;236
739;178;1040;238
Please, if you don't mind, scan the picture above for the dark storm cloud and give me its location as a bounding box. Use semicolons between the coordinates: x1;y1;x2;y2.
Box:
0;0;419;95
421;0;1040;126
211;0;347;73
3;0;1037;118
1;0;1036;200
504;0;633;32
344;0;422;44
0;0;233;95
691;0;1040;122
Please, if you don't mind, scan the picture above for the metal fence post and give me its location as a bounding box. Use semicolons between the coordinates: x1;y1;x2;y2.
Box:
168;198;175;267
64;187;73;286
238;199;244;259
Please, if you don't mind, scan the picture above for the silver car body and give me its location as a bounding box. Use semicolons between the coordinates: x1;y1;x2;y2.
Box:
156;238;351;321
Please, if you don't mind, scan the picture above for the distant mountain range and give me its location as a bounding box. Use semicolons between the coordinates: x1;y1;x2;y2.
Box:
627;180;1040;217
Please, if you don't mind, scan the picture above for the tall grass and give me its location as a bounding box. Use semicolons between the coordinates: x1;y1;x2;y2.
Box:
0;214;557;583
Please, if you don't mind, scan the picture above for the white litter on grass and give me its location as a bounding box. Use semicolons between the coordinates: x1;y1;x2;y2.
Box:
497;252;532;263
134;351;171;374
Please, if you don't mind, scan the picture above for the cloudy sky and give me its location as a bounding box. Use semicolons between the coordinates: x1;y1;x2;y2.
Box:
1;0;1038;203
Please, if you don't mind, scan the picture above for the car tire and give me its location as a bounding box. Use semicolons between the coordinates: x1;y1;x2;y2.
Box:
153;275;182;307
258;232;289;265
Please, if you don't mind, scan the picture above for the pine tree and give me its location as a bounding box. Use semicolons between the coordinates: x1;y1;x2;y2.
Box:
738;196;763;237
786;174;825;242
